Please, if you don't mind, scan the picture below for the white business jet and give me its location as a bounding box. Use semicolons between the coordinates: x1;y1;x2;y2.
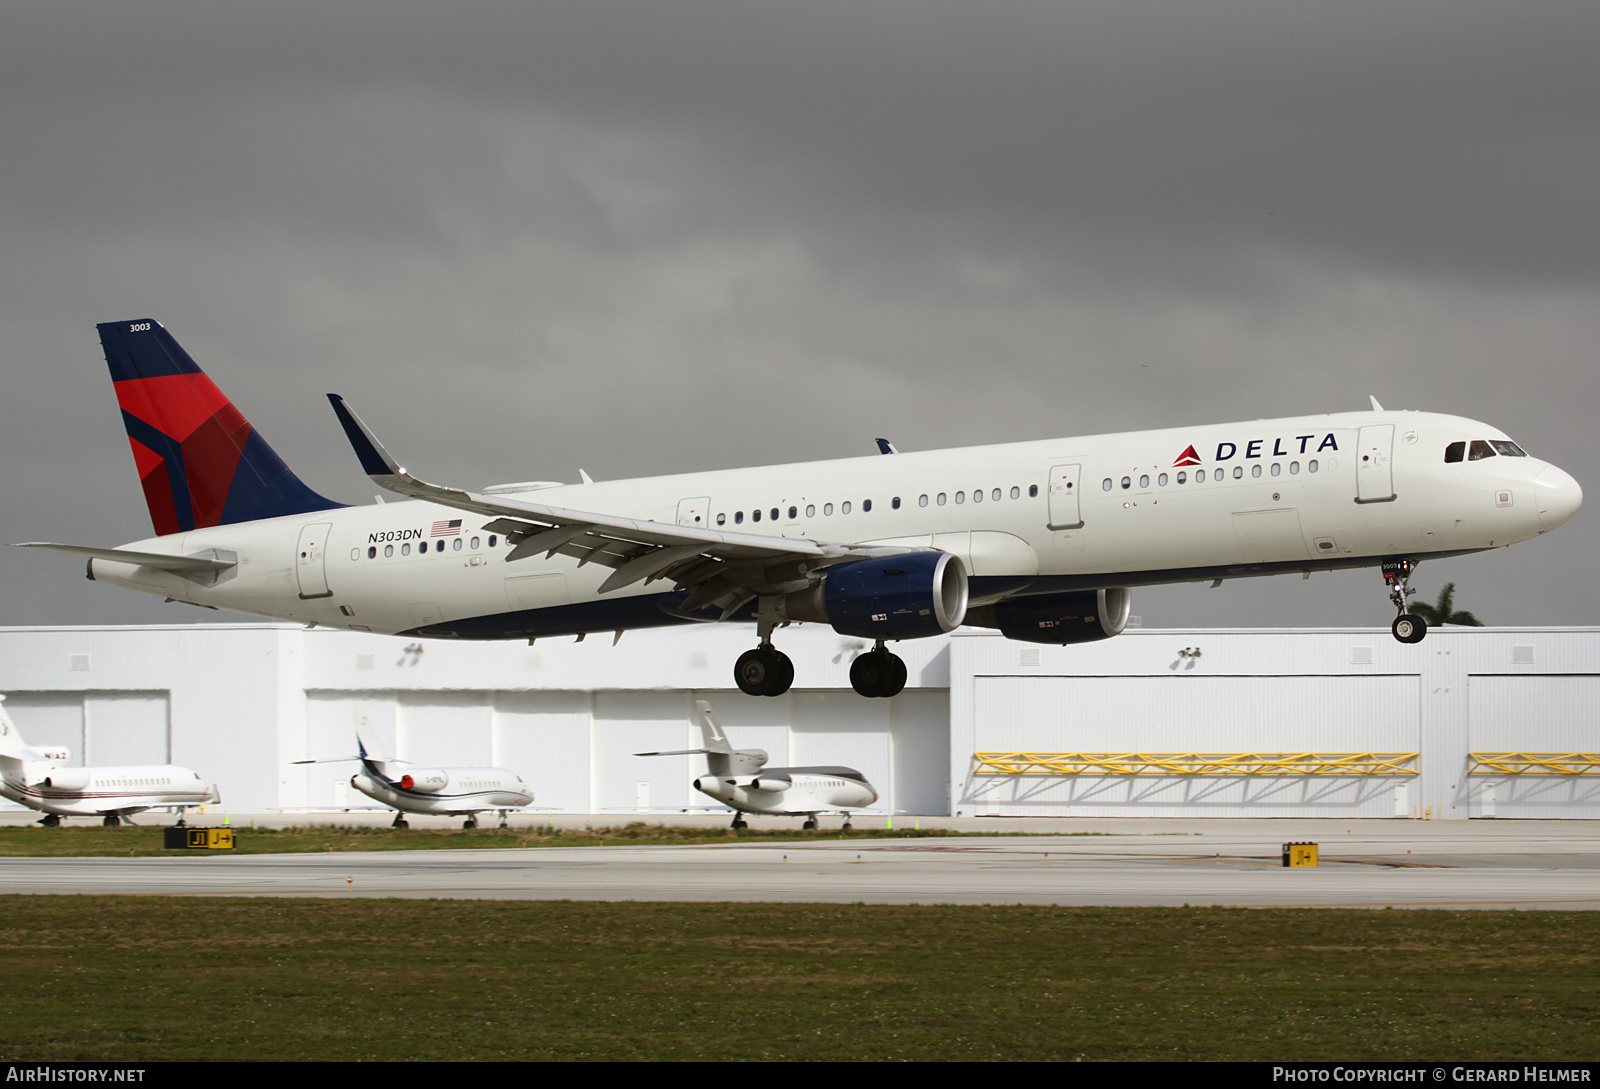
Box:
17;321;1583;699
294;737;532;828
0;695;219;826
637;701;877;829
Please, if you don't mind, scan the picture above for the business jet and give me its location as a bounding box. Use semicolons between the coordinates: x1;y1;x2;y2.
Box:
0;695;219;825
293;737;533;828
17;320;1584;698
637;701;877;829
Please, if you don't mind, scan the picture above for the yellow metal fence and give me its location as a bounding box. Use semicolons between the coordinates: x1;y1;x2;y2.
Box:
1468;753;1600;776
971;752;1420;776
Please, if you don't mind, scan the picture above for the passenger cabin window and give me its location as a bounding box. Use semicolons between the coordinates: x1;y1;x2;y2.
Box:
1029;485;1038;497
735;511;744;524
1444;442;1466;463
862;500;872;512
1469;440;1497;461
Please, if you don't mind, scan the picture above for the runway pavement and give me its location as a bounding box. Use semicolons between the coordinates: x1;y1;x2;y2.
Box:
4;820;1598;909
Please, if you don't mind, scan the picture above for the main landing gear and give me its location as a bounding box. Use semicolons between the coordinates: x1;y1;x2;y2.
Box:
735;643;794;697
463;815;479;830
849;641;907;699
1384;559;1428;645
735;599;795;696
391;813;410;829
38;814;61;827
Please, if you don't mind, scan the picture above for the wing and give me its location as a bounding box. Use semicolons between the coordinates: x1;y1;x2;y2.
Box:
327;395;924;617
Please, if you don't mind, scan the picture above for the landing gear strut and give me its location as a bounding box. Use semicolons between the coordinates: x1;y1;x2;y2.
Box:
735;600;794;696
849;641;907;698
1384;559;1428;644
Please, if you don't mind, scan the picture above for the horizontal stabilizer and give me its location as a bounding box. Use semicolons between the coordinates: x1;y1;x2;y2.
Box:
13;542;236;575
634;749;716;758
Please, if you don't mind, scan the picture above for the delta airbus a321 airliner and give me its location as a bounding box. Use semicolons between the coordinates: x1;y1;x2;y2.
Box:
18;321;1583;698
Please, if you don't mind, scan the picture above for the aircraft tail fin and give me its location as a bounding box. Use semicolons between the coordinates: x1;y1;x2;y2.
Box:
97;320;344;535
0;696;40;761
695;700;736;755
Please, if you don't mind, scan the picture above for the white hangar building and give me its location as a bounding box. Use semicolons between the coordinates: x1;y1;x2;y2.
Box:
0;622;1595;821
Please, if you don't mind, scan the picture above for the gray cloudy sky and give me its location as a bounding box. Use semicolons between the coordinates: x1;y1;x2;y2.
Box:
2;1;1596;631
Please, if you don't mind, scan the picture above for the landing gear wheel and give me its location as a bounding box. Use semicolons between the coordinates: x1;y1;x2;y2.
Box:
735;645;794;697
850;649;907;698
731;816;748;830
391;815;410;829
842;820;853;831
38;814;60;827
463;816;479;829
1392;613;1428;644
102;815;120;827
803;818;818;830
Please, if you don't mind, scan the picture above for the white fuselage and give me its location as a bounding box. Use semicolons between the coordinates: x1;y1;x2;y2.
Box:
84;410;1582;638
351;763;533;816
0;761;217;818
693;768;878;817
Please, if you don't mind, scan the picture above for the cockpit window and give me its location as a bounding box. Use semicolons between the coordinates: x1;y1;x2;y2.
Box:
1491;440;1527;457
1444;442;1465;463
1468;440;1497;461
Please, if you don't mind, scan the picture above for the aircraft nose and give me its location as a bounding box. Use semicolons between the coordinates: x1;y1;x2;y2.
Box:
1534;465;1583;532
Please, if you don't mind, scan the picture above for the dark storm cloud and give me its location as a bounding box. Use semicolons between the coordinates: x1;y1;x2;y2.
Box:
9;2;1600;282
0;1;1594;632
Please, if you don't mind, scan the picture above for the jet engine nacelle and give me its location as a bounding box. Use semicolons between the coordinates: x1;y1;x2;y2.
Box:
696;774;790;793
41;768;92;790
397;770;450;793
967;588;1132;645
780;552;968;640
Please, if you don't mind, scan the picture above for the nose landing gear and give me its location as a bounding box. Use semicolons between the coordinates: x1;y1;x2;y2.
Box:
1384;559;1428;644
849;641;907;698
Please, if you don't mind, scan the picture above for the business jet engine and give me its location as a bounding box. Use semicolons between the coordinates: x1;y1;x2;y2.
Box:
41;768;93;790
396;771;451;793
966;588;1132;645
779;551;968;640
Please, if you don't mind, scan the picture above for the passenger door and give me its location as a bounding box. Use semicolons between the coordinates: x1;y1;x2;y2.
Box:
1047;464;1084;529
295;523;333;599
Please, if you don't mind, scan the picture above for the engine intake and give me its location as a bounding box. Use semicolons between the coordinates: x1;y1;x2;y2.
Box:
780;552;968;640
967;588;1131;645
396;770;451;793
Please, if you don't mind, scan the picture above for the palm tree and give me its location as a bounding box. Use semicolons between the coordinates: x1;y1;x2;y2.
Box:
1410;582;1483;627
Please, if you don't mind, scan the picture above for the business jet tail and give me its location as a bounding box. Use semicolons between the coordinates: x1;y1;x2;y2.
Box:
96;320;344;535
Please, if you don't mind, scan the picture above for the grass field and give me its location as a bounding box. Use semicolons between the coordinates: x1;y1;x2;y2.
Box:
1;896;1595;1061
0;823;1059;857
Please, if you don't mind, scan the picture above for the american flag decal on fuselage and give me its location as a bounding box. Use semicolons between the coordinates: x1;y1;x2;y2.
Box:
430;519;463;537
